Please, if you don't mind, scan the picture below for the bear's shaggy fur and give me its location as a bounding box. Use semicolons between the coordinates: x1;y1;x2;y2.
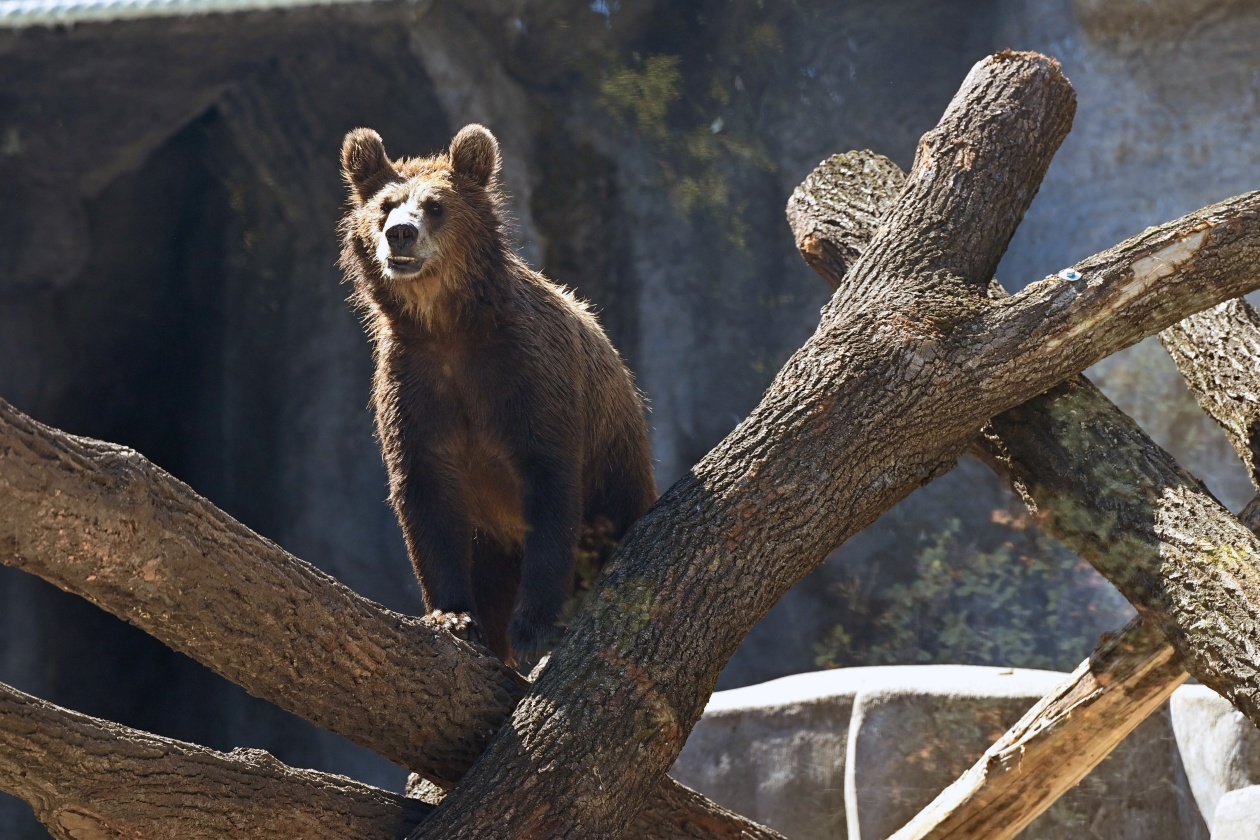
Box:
339;124;656;664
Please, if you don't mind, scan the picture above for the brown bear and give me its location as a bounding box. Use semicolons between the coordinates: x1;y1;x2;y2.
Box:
339;123;657;665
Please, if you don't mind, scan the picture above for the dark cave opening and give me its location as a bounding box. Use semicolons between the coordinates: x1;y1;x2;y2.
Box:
1;112;398;840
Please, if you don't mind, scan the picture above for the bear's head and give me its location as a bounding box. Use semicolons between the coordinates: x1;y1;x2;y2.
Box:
339;124;504;325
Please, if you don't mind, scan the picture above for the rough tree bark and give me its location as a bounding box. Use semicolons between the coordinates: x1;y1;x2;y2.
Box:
0;679;431;840
0;398;785;840
408;51;1260;838
789;151;1188;839
0;397;524;789
5;49;1260;839
1161;298;1260;494
0;669;770;840
789;148;1260;838
789;147;1260;839
977;370;1260;720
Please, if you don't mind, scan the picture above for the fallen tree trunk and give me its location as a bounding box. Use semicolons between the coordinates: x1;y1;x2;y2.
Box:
409;51;1260;838
0;398;785;840
788;147;1260;840
0;678;431;840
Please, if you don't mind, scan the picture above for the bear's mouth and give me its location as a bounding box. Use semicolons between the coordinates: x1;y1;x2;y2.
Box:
386;256;426;276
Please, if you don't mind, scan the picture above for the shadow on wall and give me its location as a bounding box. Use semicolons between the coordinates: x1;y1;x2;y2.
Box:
0;106;411;833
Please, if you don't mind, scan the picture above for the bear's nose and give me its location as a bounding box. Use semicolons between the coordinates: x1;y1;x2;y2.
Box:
386;223;419;250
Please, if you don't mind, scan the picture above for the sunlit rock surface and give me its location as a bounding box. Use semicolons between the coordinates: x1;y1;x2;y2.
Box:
1212;787;1260;840
1172;686;1260;833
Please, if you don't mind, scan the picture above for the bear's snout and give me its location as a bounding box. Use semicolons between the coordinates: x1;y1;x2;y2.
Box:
378;202;432;277
384;204;422;255
385;221;418;251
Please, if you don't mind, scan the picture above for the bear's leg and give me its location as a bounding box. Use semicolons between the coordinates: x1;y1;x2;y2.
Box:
471;535;521;663
510;461;582;666
590;453;657;543
394;468;477;620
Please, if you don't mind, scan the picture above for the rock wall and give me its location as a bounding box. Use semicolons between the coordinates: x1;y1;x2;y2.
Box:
2;0;1260;834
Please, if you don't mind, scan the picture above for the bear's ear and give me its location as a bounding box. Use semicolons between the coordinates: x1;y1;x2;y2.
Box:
341;128;396;204
449;124;501;188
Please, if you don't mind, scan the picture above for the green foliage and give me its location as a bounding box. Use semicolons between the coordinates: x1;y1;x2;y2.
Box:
600;55;684;137
596;38;776;250
815;512;1134;671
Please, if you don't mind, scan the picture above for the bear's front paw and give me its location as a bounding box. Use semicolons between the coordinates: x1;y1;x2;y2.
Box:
509;612;563;671
425;610;485;647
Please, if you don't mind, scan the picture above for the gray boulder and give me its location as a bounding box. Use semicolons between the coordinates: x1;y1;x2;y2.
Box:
673;666;1207;840
671;670;854;839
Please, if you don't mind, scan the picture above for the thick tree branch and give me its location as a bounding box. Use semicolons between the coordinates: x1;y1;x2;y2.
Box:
789;148;1260;839
0;397;784;840
977;376;1260;724
0;678;431;840
785;150;907;285
973;199;1260;404
409;51;1079;839
0;397;523;789
1161;298;1260;491
414;49;1260;839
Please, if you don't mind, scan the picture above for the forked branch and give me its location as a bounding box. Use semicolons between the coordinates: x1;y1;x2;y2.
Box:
789;147;1260;839
411;50;1260;838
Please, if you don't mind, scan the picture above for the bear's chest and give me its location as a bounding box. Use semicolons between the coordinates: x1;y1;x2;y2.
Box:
418;334;516;426
438;426;526;545
410;338;528;544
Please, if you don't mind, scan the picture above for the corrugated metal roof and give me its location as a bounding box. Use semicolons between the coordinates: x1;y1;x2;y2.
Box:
0;0;377;28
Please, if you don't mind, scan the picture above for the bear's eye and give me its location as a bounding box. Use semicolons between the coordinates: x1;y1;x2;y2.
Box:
424;200;443;218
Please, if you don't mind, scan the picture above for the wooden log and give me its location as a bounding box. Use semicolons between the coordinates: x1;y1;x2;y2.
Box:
0;678;431;840
409;50;1260;839
785;145;1260;840
1161;297;1260;491
0;397;523;790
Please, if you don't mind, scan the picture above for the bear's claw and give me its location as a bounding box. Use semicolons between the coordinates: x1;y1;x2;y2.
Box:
426;610;485;647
